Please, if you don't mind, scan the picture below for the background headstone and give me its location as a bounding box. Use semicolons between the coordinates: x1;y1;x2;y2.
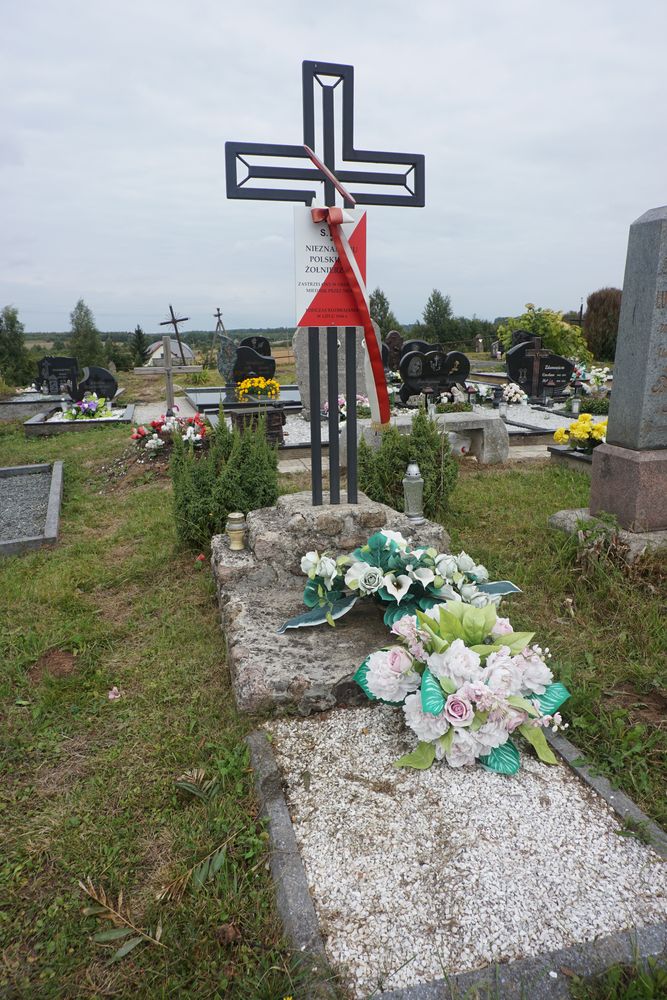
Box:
398;349;470;404
217;335;238;385
384;330;404;370
506;339;574;397
37;357;79;396
590;205;667;531
293;324;383;420
401;339;436;358
76;366;118;400
474;334;485;353
232;346;276;384
240;335;271;357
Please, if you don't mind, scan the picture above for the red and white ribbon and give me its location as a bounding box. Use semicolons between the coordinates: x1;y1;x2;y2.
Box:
310;206;390;425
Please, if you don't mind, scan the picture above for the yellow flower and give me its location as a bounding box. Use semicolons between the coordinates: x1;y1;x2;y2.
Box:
553;427;569;444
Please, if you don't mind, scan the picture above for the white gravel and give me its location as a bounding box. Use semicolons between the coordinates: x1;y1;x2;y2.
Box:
266;706;667;998
46;408;126;423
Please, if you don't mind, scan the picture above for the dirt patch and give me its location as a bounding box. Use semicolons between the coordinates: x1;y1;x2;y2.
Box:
29;650;78;685
607;687;667;729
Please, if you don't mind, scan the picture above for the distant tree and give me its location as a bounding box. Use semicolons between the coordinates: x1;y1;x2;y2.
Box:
131;324;150;366
497;303;593;363
0;305;34;385
422;289;455;344
562;309;583;327
583;288;622;361
69;299;105;366
369;287;402;337
104;337;134;371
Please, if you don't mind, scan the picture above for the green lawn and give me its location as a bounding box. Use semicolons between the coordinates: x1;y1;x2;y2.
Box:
0;423;664;999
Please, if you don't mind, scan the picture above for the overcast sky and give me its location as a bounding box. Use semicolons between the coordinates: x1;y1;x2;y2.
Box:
1;0;666;333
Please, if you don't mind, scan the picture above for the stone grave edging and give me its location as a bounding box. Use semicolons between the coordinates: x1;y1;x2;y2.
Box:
247;726;667;999
0;461;64;556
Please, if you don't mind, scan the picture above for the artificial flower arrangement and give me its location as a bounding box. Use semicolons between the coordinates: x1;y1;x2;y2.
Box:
235;377;280;402
279;530;519;633
63;393;113;420
131;413;208;456
584;366;612;394
354;601;570;774
502;382;528;405
322;394;372;421
553;414;607;453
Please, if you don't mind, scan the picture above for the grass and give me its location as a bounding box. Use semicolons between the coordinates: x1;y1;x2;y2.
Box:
0;423;665;999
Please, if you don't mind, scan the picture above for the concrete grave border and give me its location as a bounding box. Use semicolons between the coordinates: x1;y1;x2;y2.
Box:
247;726;667;999
0;462;64;556
24;403;135;437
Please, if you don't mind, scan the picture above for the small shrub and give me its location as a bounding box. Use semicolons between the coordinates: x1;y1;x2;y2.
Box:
170;414;278;549
358;408;458;519
566;396;609;415
435;401;473;413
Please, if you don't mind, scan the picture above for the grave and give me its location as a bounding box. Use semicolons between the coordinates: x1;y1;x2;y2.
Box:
232;344;276;383
239;335;271;357
588;206;667;531
398;348;470;405
0;390;70;423
76;365;118;400
383;330;404;371
210;491;448;714
36;356;79;395
0;462;64;556
358;409;509;464
24;403;135;437
133;335;202;416
217;334;238;384
506;337;574;399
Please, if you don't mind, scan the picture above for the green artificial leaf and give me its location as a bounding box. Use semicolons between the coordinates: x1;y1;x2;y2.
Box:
461;606;488;645
325;612;335;627
482;602;498;637
303;578;321;608
437;728;454;754
477;580;522;596
382;600;419;627
277;595;358;633
469;642;504;661
479;739;520;775
111;935;144;961
367;532;390;551
471;710;489;731
534;682;571;716
394;741;436;770
502;631;535;654
438;606;465;640
518;723;558;764
507;694;540;717
442;600;466;620
421;669;445;715
417;595;440;611
438;676;457;695
93;928;134;943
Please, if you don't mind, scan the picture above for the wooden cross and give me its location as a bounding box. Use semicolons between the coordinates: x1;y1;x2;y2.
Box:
525;337;552;398
133;336;202;417
214;308;226;334
159;305;188;365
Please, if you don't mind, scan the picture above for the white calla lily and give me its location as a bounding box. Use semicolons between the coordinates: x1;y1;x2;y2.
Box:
382;572;412;604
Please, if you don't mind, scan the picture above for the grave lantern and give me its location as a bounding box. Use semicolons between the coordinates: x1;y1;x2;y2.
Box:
402;461;425;524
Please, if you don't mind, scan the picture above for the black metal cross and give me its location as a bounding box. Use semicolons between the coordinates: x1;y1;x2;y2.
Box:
225;60;425;207
159;305;188;365
525;337;552;398
214;308;226;334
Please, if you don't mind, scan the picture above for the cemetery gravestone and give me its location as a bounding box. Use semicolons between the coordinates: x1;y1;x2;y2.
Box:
590;205;667;531
474;334;485;353
217;335;238;385
37;357;79;395
76;366;118;401
384;330;404;370
240;335;271;357
506;337;574;398
293;324;382;420
401;339;435;359
398;349;470;404
232;346;276;384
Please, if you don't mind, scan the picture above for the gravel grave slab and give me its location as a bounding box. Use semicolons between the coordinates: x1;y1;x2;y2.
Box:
0;463;63;555
262;706;667;999
24;404;135;436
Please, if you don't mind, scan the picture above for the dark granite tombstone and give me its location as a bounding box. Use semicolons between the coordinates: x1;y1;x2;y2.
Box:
37;356;79;396
398;349;471;404
76;366;118;400
401;339;435;359
240;335;272;357
506;337;574;398
217;335;238;385
381;343;389;368
510;330;534;348
232;346;276;384
384;330;404;370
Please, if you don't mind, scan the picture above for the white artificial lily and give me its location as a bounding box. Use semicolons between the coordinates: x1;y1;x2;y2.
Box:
409;566;436;588
382;572;412;604
435;554;458;579
380;530;408;550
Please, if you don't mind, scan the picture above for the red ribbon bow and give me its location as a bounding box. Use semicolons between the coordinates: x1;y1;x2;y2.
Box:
311;207;390;424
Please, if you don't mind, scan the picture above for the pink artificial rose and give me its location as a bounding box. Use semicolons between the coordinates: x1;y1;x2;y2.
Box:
444;693;474;727
491;617;513;636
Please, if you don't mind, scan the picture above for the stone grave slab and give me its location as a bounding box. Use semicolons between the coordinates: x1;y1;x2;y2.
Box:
75;365;118;400
252;707;667;999
210;491;449;714
24;403;135;437
0;462;63;556
0;392;70;422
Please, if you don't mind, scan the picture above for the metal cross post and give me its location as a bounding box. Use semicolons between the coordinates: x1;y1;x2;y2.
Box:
225;60;425;505
524;337;552;399
159;305;189;365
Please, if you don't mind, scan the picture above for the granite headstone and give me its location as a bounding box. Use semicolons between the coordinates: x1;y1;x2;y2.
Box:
232;346;276;384
398;349;471;404
37;356;79;396
240;335;272;357
217;335;238;385
590;205;667;531
384;330;404;370
506;338;574;397
76;366;118;400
